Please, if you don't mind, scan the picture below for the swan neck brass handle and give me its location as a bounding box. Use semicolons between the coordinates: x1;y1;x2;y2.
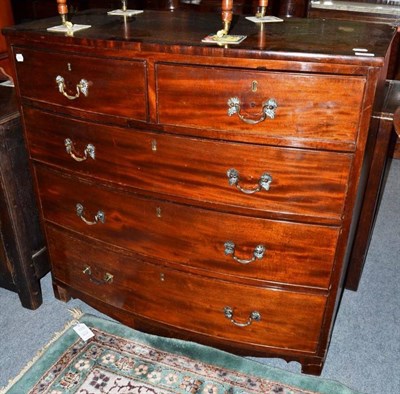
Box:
224;241;266;264
223;306;261;327
82;265;113;285
227;168;272;194
76;203;105;225
227;96;277;124
56;75;89;100
65;138;95;161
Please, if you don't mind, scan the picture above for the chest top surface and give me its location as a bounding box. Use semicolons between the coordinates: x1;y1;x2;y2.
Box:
2;10;396;65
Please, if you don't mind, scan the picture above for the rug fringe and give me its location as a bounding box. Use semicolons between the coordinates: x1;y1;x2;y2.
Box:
69;307;84;320
0;309;84;394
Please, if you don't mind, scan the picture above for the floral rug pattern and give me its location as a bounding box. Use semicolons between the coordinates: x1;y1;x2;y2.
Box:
28;327;316;394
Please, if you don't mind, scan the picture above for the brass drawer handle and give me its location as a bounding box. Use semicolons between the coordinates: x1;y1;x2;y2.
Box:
227;96;277;124
224;241;266;264
65;138;95;161
223;306;261;327
56;75;89;100
82;265;113;285
227;168;272;194
76;203;105;225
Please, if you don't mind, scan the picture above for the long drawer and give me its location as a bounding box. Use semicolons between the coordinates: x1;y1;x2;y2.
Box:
25;108;352;221
36;165;339;289
13;47;147;121
47;225;327;353
156;63;366;149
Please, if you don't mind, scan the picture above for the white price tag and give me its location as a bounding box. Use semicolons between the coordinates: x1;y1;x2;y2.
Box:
73;323;95;341
15;53;24;62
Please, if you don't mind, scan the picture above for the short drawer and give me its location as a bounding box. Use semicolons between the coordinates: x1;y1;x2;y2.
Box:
37;165;339;289
48;226;327;353
25;108;352;221
156;63;366;150
13;47;147;121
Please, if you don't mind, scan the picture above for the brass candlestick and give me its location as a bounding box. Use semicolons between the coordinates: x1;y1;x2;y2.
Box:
217;0;233;37
107;0;144;17
50;0;91;34
256;0;269;18
57;0;68;24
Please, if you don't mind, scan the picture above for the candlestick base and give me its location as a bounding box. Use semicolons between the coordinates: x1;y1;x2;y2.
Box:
202;34;247;45
246;16;283;23
47;24;91;33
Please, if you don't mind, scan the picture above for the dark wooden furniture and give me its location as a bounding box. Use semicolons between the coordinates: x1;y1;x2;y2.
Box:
308;0;400;25
0;0;14;80
395;107;400;136
0;86;49;309
3;10;395;374
307;0;400;157
346;80;400;290
304;1;400;289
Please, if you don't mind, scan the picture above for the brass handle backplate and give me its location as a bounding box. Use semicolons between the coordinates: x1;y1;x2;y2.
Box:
82;265;113;285
227;96;277;124
224;241;266;264
56;75;89;100
227;168;272;194
65;138;95;161
223;306;261;327
76;203;105;225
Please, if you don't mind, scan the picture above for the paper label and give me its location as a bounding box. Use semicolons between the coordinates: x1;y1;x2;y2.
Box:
47;24;92;33
202;34;247;45
73;323;95;341
245;16;284;23
15;53;24;62
107;9;144;16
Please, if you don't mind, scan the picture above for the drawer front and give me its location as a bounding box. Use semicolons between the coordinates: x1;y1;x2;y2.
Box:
156;63;365;149
25;108;352;220
13;47;147;120
37;166;339;289
48;225;327;353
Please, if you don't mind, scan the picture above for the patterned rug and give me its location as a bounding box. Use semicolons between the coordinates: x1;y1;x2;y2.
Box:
1;312;360;394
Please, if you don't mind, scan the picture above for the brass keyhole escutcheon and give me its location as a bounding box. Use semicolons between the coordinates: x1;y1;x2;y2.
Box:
104;273;114;283
251;80;258;92
151;139;157;152
67;63;72;71
82;265;91;275
156;207;162;217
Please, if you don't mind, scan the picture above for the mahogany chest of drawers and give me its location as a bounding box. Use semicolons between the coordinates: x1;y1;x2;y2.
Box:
3;10;395;374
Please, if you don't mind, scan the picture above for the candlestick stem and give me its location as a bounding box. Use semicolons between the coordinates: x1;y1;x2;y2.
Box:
219;0;233;36
57;0;68;24
256;0;268;18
